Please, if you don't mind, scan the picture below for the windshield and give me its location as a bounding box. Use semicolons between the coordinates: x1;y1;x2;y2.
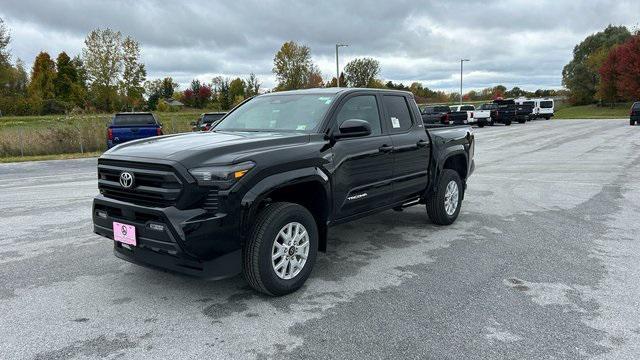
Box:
215;94;335;132
113;114;156;126
434;106;450;112
480;104;496;110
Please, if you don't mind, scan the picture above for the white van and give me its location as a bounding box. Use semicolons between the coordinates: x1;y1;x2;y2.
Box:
515;98;554;120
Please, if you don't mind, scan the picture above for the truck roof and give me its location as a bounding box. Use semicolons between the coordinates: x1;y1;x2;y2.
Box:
115;112;154;115
261;87;413;97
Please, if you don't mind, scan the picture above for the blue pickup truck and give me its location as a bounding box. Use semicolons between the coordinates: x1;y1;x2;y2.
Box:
107;112;163;149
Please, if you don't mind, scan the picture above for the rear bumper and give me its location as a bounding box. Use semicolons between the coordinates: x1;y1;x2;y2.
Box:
93;195;242;279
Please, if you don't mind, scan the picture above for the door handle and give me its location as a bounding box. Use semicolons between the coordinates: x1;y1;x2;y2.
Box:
378;144;394;153
416;139;428;148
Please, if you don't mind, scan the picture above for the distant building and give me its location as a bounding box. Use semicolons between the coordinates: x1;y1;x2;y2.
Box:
163;98;184;107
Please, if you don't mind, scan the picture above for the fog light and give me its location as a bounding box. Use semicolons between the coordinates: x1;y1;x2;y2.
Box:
149;223;165;231
97;210;107;219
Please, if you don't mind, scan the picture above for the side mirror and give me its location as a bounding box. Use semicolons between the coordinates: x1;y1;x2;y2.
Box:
335;119;371;139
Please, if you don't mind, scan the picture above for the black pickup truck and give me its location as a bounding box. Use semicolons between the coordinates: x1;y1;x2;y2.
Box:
491;99;516;125
93;88;475;295
420;105;451;124
515;103;533;123
631;102;640;126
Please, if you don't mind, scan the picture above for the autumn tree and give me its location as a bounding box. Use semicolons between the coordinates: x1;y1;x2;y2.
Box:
82;28;123;110
229;77;246;101
273;41;319;90
28;52;56;100
562;25;631;104
245;73;261;96
599;35;640;102
344;57;381;87
120;36;146;109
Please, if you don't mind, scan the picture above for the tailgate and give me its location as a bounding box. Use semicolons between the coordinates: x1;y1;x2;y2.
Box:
111;126;159;142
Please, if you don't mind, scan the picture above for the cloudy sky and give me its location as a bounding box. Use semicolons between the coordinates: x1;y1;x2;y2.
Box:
1;0;638;92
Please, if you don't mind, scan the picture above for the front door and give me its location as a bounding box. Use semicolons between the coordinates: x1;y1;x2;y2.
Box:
331;94;394;220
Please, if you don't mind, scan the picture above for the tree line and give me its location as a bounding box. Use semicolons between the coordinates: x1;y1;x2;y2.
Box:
0;17;572;117
562;25;640;105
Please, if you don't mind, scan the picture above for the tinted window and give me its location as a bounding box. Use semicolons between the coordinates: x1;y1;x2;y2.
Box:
434;106;450;112
524;101;535;106
540;101;553;108
216;94;334;132
633;102;640;110
383;95;413;133
202;113;225;124
336;95;382;136
460;105;475;111
113;114;156;126
480;103;496;110
422;106;435;113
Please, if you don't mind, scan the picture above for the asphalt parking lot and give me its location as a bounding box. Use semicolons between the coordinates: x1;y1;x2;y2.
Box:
1;119;639;359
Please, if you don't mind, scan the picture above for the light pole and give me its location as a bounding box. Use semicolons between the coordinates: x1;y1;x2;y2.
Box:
460;59;470;105
336;43;348;87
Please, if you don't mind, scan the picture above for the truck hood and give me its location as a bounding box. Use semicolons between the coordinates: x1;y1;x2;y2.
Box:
104;131;310;167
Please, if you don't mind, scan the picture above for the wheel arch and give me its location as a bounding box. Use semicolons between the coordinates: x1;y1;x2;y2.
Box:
241;168;331;252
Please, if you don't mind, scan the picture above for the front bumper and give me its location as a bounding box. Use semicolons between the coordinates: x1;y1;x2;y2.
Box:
92;195;241;279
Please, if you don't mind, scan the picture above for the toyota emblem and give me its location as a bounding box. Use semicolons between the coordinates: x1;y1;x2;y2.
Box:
119;172;134;189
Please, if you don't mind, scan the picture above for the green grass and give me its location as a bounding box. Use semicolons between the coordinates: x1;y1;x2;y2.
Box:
0;151;102;163
554;103;632;119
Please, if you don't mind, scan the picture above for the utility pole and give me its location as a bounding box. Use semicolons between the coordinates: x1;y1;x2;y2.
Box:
460;59;470;105
336;43;348;87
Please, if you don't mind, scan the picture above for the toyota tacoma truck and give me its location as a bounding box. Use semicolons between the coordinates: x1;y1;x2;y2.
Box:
93;88;475;296
107;112;163;149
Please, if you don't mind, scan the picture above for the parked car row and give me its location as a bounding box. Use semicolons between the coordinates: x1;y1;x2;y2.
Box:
419;98;555;128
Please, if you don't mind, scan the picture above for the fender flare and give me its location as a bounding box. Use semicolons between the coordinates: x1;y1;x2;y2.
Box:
240;167;331;250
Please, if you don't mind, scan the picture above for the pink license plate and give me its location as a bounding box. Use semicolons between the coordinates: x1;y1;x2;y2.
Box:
113;222;137;246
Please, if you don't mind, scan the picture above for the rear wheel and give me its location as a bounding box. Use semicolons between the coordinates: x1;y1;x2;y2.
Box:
631;119;636;126
426;169;463;225
505;119;512;126
478;123;485;128
518;118;526;124
243;202;318;296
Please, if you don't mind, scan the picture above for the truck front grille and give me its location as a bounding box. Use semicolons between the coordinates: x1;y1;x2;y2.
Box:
97;159;183;208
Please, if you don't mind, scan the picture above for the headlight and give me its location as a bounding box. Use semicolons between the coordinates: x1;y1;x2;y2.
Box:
189;161;255;188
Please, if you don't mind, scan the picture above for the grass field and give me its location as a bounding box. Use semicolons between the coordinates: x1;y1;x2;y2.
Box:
0;111;204;159
554;103;631;119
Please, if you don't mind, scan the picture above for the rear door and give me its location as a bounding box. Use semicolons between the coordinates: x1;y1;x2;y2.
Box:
382;95;431;202
331;93;395;220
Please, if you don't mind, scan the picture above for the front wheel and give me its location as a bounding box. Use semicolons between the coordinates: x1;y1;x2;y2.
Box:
243;202;318;296
478;122;485;128
505;119;512;126
630;119;635;126
426;169;463;225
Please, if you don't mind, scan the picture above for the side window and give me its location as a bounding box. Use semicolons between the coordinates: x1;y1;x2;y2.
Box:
382;95;413;133
336;95;382;136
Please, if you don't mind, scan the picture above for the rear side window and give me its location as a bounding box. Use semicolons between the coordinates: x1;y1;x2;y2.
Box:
382;95;413;133
540;101;553;108
423;106;435;113
336;95;382;136
113;114;156;126
434;106;450;112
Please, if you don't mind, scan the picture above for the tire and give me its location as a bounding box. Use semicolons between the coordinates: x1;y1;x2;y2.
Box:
505;119;512;126
489;119;495;126
243;202;318;296
630;119;635;126
478;122;485;128
545;116;551;120
518;118;526;124
426;169;463;225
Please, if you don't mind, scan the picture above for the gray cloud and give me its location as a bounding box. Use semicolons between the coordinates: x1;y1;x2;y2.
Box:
1;0;638;91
